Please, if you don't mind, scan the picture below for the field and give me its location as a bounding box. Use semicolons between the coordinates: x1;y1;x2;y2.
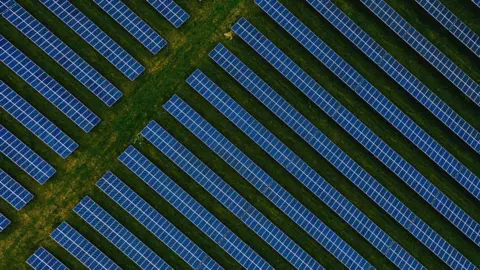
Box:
1;0;479;269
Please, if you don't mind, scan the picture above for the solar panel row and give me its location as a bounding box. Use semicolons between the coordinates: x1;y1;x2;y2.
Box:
0;169;33;210
97;172;223;270
209;45;479;268
415;0;480;57
305;0;479;157
39;0;145;81
164;95;373;269
118;146;273;270
1;82;78;158
147;0;189;28
186;70;423;270
473;0;480;8
27;247;69;270
233;15;480;199
93;0;167;54
50;222;121;270
0;213;10;232
0;35;101;133
141;121;324;270
0;1;123;107
74;196;172;270
1;125;55;184
359;0;480;107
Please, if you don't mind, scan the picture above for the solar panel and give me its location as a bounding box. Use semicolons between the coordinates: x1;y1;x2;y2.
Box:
147;0;189;28
119;146;272;270
210;45;480;265
39;0;145;80
164;95;372;269
233;17;480;202
1;82;78;158
0;35;101;133
93;0;167;54
473;0;480;8
415;0;480;57
0;1;123;107
96;172;222;270
187;70;424;270
1;125;55;184
0;213;10;232
74;196;172;270
50;222;121;270
359;0;480;106
304;0;479;157
141;121;323;270
0;169;33;210
27;247;69;270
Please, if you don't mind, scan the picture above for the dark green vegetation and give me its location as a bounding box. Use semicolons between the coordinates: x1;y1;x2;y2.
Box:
1;0;479;269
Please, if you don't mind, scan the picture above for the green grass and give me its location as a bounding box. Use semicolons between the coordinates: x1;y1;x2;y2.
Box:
0;0;479;269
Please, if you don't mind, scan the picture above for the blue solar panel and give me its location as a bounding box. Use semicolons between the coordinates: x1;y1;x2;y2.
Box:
50;222;121;270
473;0;480;8
187;70;424;270
415;0;480;57
359;0;480;106
0;36;101;133
74;196;172;270
141;120;323;270
147;0;189;28
119;146;272;270
304;0;479;158
233;17;480;202
0;1;122;107
164;95;372;269
39;0;145;80
0;213;10;232
210;45;480;266
27;247;69;270
0;169;33;210
1;125;55;184
93;0;167;54
97;172;223;270
1;82;78;158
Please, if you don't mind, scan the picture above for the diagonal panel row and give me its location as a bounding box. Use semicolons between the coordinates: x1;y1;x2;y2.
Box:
97;171;223;270
141;121;324;270
209;44;478;268
187;70;423;270
1;81;78;158
39;0;144;80
93;0;167;54
147;0;189;28
119;146;273;270
0;214;10;232
27;247;69;270
0;169;33;210
0;0;123;107
0;35;101;133
164;95;373;269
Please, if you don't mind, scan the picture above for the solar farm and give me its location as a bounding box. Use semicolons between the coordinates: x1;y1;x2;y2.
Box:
0;0;479;269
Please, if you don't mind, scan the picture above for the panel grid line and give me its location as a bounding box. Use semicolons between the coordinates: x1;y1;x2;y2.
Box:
27;247;69;270
0;213;10;232
0;169;33;210
147;0;190;28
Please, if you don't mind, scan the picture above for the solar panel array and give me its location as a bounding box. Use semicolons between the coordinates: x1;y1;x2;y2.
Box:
415;0;480;57
74;196;172;270
0;169;33;210
0;214;10;232
93;0;167;54
0;35;101;133
147;0;189;28
96;172;223;270
1;125;55;184
187;69;423;270
305;0;479;155
27;247;69;270
50;222;121;270
209;45;479;267
232;17;480;201
164;95;372;269
0;1;123;107
1;82;78;159
359;0;480;107
118;146;273;270
39;0;145;81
